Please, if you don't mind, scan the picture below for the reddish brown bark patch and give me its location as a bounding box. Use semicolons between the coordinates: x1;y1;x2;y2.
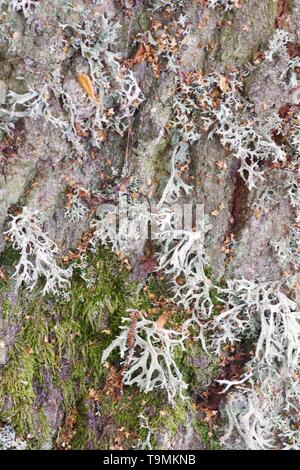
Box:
275;0;286;29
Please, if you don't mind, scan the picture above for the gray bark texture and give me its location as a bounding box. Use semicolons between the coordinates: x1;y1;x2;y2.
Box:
0;0;300;451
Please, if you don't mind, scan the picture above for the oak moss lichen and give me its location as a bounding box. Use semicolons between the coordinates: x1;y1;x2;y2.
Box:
0;246;219;449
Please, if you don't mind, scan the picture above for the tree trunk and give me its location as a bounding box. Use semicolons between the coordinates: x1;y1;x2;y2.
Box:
0;0;299;451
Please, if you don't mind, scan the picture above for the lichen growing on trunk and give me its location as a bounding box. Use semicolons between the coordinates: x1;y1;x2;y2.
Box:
1;0;300;451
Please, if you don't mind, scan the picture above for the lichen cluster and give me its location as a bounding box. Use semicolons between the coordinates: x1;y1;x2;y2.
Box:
1;0;300;451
